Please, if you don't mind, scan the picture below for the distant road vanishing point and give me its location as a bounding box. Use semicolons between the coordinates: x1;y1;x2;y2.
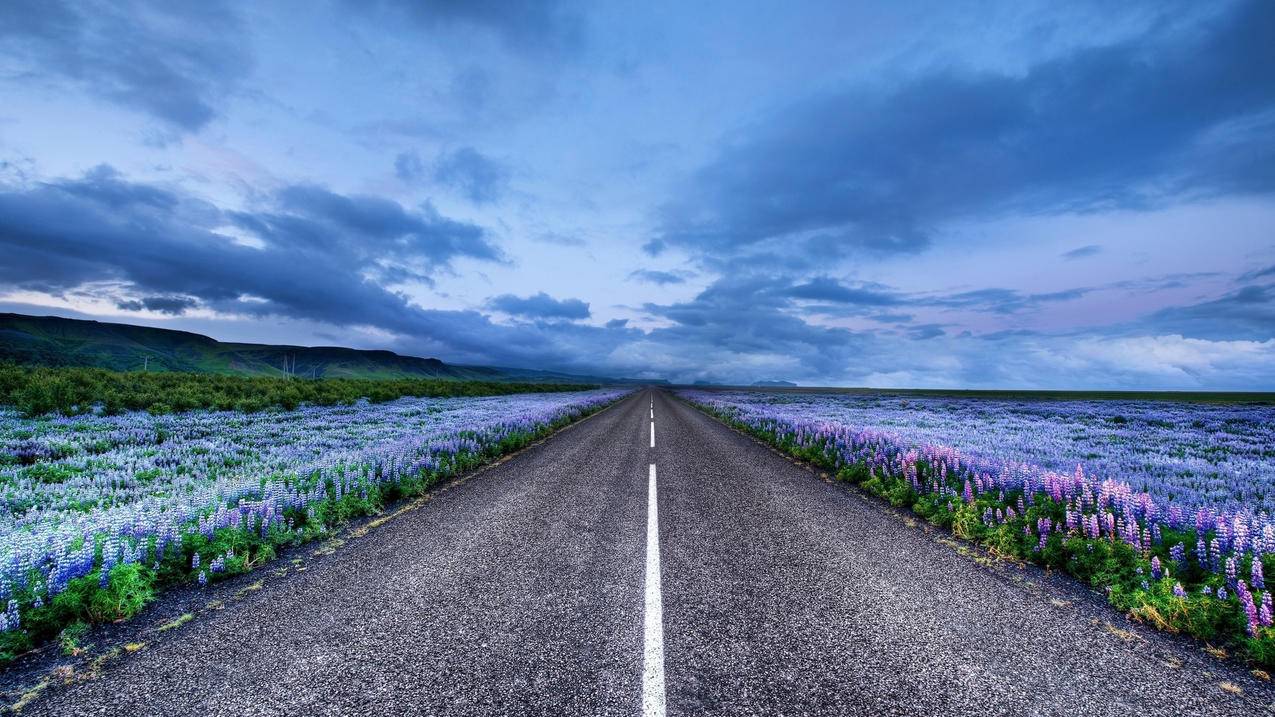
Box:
24;390;1273;716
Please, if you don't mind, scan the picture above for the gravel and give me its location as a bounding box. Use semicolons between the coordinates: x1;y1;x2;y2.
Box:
11;389;1274;716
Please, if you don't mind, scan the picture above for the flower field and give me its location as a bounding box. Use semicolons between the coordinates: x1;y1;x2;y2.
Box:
0;388;628;659
678;389;1275;665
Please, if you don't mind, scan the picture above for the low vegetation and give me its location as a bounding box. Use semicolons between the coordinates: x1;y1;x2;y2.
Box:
0;388;628;662
680;389;1275;668
0;363;595;417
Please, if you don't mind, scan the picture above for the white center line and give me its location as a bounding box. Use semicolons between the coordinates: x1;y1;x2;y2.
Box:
650;420;655;448
642;463;666;717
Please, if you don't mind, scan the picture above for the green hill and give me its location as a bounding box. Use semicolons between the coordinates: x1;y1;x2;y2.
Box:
0;313;632;384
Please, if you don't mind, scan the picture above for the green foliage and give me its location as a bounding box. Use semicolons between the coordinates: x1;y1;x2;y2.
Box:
0;363;596;417
58;621;91;656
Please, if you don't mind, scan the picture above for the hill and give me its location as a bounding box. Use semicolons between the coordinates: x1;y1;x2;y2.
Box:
0;313;636;384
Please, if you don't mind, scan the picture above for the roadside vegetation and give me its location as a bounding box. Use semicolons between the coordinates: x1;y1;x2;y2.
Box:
680;390;1275;668
0;363;595;417
0;388;628;663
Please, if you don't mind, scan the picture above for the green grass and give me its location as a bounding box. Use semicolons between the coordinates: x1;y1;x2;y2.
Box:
0;364;597;417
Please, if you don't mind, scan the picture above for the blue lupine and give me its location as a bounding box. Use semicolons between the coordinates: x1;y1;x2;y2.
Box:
1151;556;1162;580
1170;543;1185;568
1254;556;1265;591
1173;582;1186;598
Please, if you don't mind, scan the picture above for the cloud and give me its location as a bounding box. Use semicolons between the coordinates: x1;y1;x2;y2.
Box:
0;0;251;131
929;287;1091;314
1141;284;1275;340
116;295;199;316
430;147;509;203
352;0;583;56
1241;264;1275;281
394;151;427;182
0;165;501;332
628;269;689;286
605;318;628;329
652;0;1275;263
1061;244;1102;260
784;278;905;306
486;292;590;321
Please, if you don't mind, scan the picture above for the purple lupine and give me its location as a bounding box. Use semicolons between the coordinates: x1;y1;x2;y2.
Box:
1262;592;1273;627
1173;582;1187;598
198;570;208;586
1238;583;1258;636
1253;556;1265;591
1170;542;1185;568
1225;557;1237;588
1150;556;1162;580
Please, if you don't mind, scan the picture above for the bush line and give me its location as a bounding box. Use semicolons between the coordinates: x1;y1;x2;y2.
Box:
0;363;597;418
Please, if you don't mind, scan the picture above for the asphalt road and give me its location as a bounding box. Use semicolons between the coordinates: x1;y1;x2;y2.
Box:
13;389;1274;716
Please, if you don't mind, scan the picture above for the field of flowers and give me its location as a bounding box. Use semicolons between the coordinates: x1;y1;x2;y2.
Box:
678;389;1275;665
0;388;628;660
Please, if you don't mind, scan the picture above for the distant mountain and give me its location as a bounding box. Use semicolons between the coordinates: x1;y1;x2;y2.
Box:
0;313;650;384
752;380;798;387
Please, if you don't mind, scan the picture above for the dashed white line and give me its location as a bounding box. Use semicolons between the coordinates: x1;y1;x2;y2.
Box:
650;421;655;448
642;463;666;717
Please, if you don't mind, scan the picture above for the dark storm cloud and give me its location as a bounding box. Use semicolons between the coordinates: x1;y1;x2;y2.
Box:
652;0;1275;261
627;269;689;286
0;0;251;131
1062;245;1103;260
486;292;590;321
0;165;501;331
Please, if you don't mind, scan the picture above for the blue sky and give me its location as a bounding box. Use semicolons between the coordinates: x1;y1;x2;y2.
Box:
0;0;1272;388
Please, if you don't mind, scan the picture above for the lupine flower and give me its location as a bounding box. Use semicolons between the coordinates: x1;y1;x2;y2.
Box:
1253;556;1265;591
1150;556;1162;580
1173;582;1186;598
198;570;208;587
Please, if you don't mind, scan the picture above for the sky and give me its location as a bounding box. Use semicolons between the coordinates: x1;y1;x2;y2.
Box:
0;0;1272;389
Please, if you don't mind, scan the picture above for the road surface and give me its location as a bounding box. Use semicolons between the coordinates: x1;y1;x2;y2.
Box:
13;389;1273;716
